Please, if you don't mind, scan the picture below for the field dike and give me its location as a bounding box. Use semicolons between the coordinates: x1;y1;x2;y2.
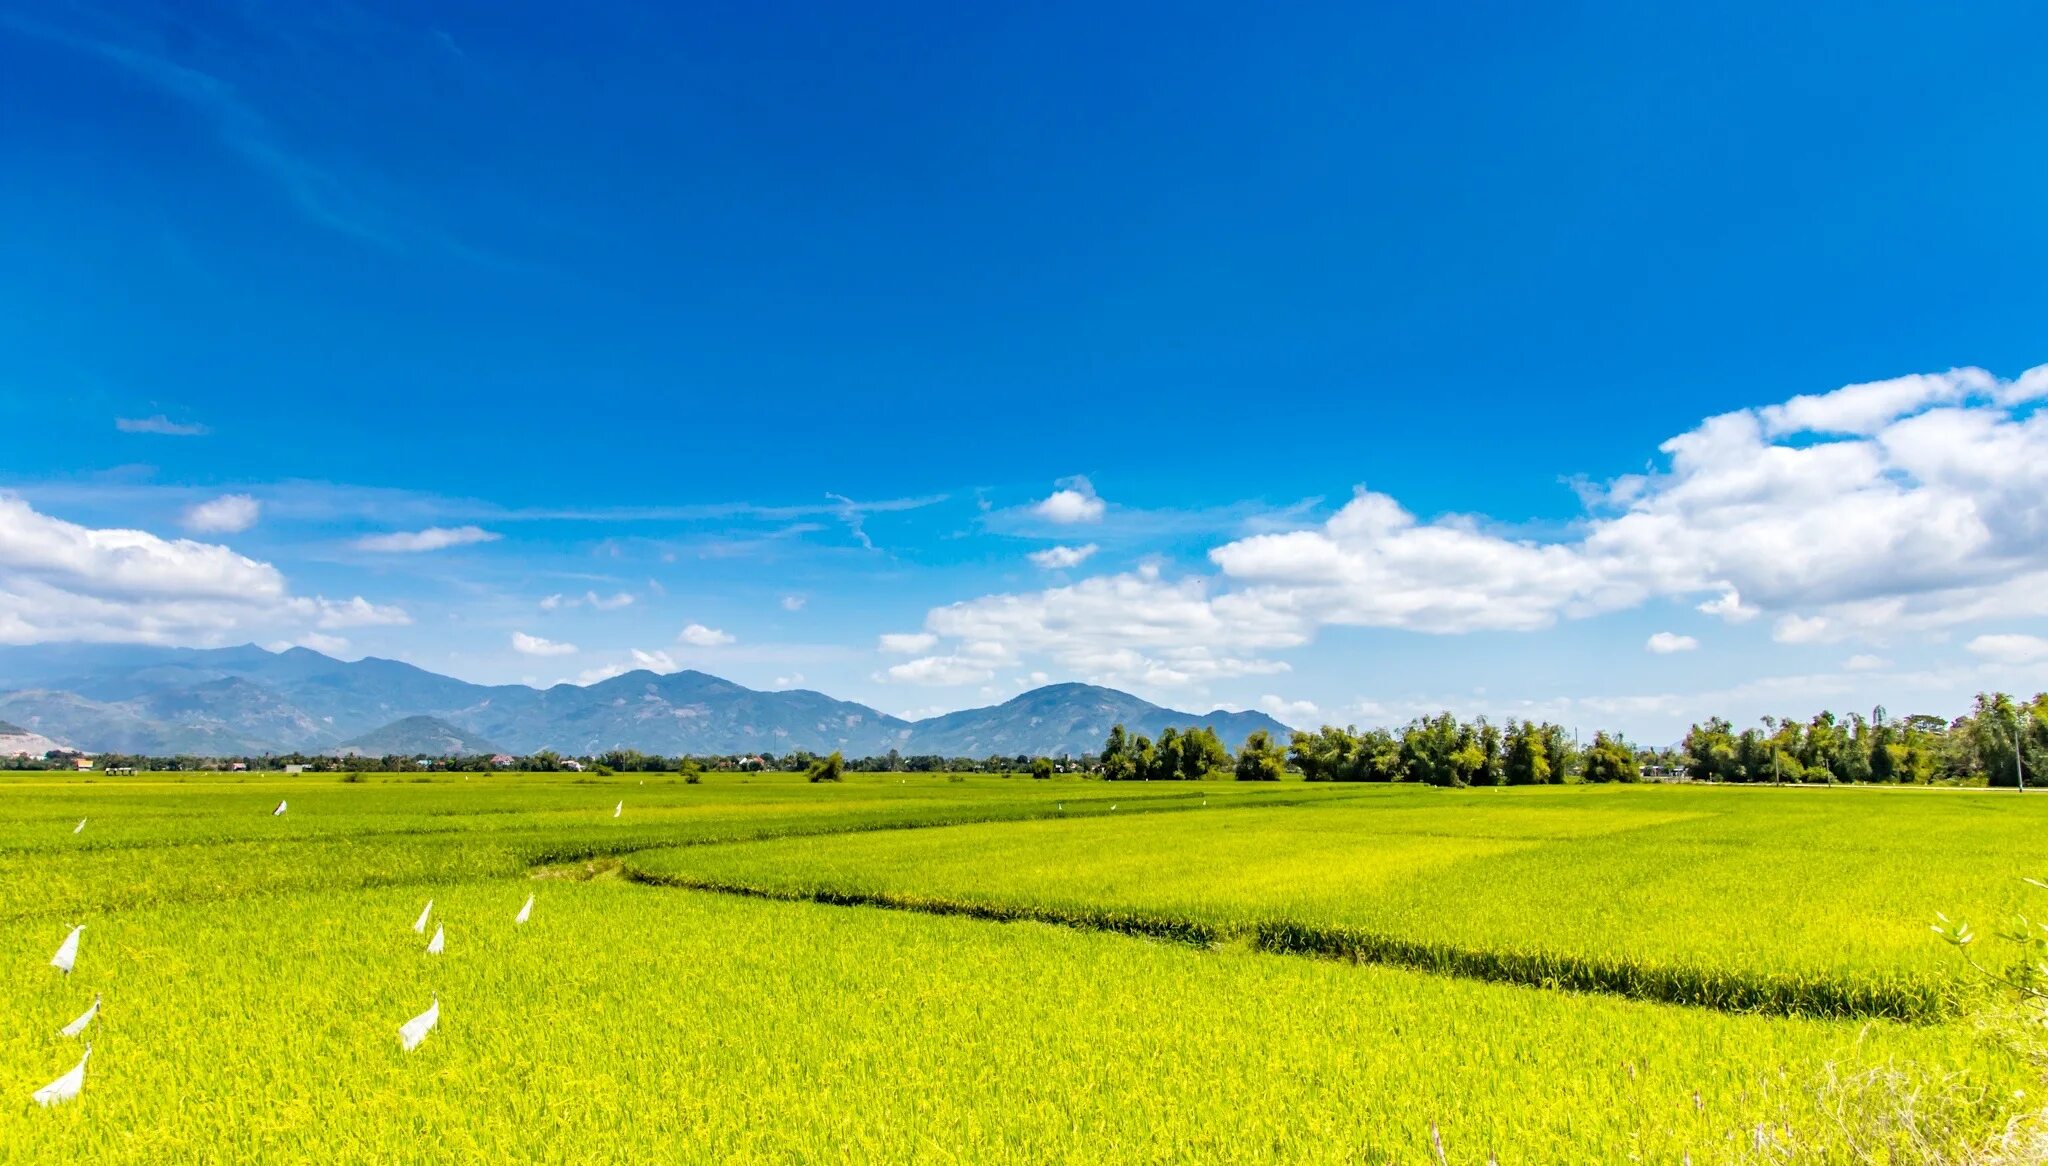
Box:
621;862;1957;1024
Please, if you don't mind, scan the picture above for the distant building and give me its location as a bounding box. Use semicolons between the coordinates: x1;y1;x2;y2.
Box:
284;764;306;775
229;762;248;772
72;757;93;772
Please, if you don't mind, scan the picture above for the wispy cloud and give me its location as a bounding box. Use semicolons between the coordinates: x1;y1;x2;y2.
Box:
355;526;501;553
0;12;402;246
116;415;209;436
1028;543;1098;570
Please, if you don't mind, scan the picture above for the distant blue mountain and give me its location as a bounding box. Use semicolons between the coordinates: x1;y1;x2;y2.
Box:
0;644;1287;758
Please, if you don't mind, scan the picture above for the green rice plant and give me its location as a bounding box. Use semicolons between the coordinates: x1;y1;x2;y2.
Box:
0;881;2027;1163
623;784;2048;1019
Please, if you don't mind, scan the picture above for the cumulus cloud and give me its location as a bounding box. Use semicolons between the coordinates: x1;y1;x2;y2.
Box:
577;663;627;684
1256;695;1320;726
1696;589;1759;624
781;595;806;611
1772;615;1832;644
0;494;402;647
898;362;2048;690
879;632;938;654
1032;476;1106;524
512;631;577;656
1966;633;2048;665
678;623;735;647
631;648;679;671
1645;631;1699;654
1843;654;1890;671
355;525;501;552
116;415;208;436
1028;543;1099;570
883;655;997;686
182;494;260;534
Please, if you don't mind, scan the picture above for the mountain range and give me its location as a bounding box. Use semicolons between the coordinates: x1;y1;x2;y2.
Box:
0;644;1287;758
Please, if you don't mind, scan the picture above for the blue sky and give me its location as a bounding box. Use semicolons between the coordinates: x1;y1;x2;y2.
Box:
3;0;2046;741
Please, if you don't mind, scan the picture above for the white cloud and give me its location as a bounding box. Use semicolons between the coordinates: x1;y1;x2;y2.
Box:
182;494;261;534
771;672;805;688
355;525;501;552
922;570;1296;691
512;631;578;657
1028;543;1099;570
576;663;627;685
879;632;938;654
539;594;565;610
901;362;2048;690
307;596;411;629
678;623;735;647
1032;477;1107;524
631;648;679;671
781;595;806;611
1966;633;2048;665
116;415;208;436
1645;631;1699;654
1843;654;1890;671
587;591;634;610
1772;615;1833;644
289;632;350;655
883;655;997;686
1256;695;1320;727
0;494;401;647
1696;589;1759;624
1758;368;1996;437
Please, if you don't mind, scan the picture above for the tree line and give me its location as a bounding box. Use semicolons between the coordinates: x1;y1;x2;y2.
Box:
10;689;2042;786
1679;694;2046;787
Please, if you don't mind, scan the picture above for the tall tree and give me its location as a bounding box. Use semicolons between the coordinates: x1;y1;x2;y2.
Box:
1234;729;1286;781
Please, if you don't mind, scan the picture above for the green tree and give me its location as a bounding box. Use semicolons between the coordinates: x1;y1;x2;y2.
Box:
1503;720;1551;786
1582;732;1641;783
1029;756;1054;780
1153;727;1184;781
1234;729;1286;781
1100;724;1136;781
1682;718;1736;782
1402;713;1467;787
807;751;845;783
1181;726;1231;780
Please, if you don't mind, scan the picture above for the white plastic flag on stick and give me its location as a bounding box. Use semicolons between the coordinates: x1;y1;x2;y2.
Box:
50;925;83;974
272;800;288;816
399;995;439;1051
426;924;444;955
413;899;433;934
613;801;622;818
32;1045;90;1106
515;894;533;925
73;818;86;834
61;994;100;1038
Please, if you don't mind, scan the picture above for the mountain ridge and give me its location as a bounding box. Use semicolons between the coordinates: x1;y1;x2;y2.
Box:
0;644;1287;758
